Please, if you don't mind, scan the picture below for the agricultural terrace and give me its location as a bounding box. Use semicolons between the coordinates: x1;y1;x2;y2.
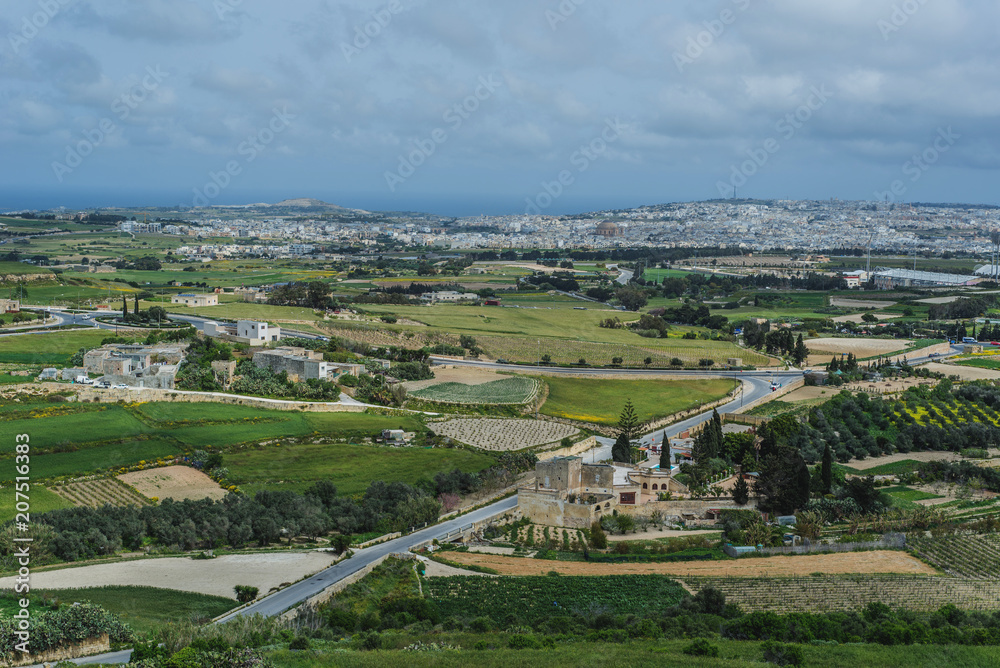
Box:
0;400;498;497
682;574;1000;613
539;376;737;426
429;418;578;451
351;301;775;367
440;550;935;578
224;441;494;495
50;478;153;508
909;535;1000;579
0;328;112;365
410;377;539;405
804;337;913;364
0;486;70;523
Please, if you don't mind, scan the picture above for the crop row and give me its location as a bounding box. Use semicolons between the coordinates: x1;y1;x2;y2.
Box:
51;477;152;508
909;535;1000;579
681;575;1000;612
426;575;687;623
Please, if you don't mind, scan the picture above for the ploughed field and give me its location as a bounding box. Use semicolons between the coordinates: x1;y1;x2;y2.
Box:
441;550;936;577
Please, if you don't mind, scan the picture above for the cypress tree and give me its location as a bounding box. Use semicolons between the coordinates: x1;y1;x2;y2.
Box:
733;475;749;505
821;443;833;495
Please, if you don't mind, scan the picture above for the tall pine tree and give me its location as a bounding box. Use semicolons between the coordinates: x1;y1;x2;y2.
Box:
612;399;639;464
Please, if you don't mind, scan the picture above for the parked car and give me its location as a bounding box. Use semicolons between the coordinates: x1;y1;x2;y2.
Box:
111;383;129;389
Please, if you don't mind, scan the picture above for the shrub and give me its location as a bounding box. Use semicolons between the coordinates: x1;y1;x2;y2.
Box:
507;634;542;650
762;641;805;666
288;635;311;650
683;638;720;657
234;585;259;603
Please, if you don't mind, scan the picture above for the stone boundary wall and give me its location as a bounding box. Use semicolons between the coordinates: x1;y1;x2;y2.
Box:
618;498;759;518
355;532;401;549
537;435;597;460
11;634;109;667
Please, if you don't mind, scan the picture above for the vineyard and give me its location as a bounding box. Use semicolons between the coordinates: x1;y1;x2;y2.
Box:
909;535;1000;579
474;335;774;368
50;477;153;508
429;418;578;451
425;575;688;623
410;377;540;405
681;574;1000;612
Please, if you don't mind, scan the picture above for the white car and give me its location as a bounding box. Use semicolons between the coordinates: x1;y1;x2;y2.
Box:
111;383;130;390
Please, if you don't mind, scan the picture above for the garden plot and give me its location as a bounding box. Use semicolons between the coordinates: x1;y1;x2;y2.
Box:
50;478;152;508
430;418;578;451
411;377;539;405
118;465;227;502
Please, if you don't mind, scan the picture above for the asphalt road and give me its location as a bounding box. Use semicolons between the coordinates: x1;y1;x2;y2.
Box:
216;495;519;622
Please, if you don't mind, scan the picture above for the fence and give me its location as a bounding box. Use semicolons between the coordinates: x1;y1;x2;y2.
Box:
723;533;906;557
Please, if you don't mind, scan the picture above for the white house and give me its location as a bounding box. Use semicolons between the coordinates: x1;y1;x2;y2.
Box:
238;320;280;343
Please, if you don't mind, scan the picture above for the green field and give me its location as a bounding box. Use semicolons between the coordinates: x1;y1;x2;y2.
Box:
0;485;72;523
0;261;51;276
0;406;154;452
133;403;426;448
884;485;942;508
539;376;737;425
0;439;181;482
956;357;1000;370
0;328;112;364
427;575;687;623
266;638;1000;668
37;586;235;634
410;377;539;404
227;441;496;496
854;459;926;476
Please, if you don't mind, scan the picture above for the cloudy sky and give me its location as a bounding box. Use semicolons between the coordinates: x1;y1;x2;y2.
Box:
2;0;999;214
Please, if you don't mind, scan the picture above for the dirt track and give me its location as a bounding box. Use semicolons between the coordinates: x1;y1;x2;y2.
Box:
443;550;935;577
